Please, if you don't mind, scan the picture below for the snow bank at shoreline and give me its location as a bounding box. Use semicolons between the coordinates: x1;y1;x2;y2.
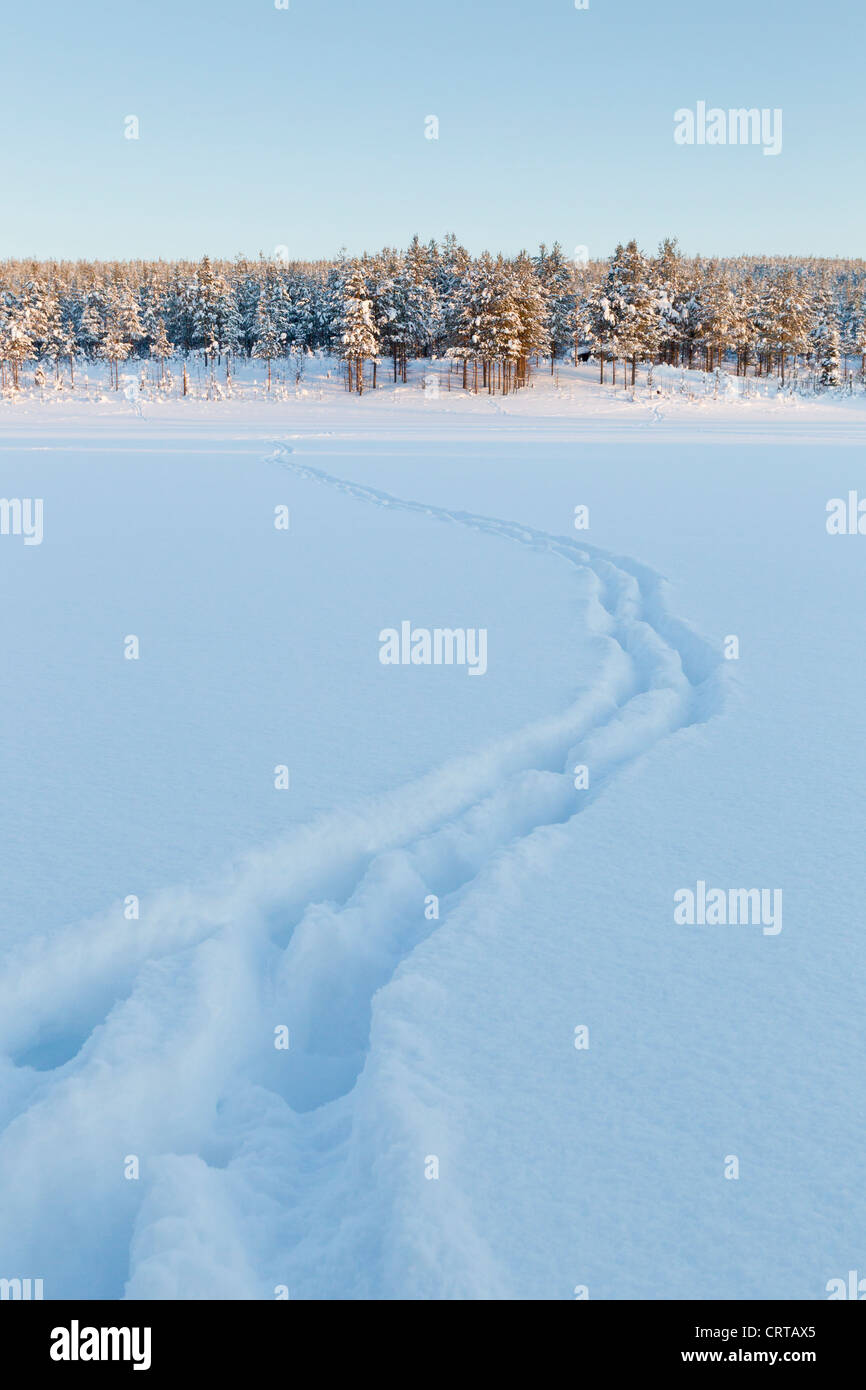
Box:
3;356;866;444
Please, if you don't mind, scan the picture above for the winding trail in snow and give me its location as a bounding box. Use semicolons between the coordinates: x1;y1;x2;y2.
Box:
249;441;729;1111
0;437;729;1298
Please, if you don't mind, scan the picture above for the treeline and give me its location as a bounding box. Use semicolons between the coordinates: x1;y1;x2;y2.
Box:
1;235;864;394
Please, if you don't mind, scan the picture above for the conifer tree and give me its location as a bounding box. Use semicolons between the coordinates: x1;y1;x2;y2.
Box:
764;269;812;384
730;275;759;375
816;321;842;388
0;308;35;389
191;256;236;366
613;240;660;383
535;243;574;371
252;299;286;391
702;266;736;371
149;318;174;384
512;251;550;386
333;265;379;393
653;238;684;365
586;243;647;384
78;297;106;360
677;288;705;371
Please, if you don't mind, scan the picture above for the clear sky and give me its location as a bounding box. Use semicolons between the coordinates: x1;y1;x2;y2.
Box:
1;0;863;261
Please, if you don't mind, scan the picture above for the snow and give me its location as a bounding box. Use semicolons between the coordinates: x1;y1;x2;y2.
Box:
1;363;865;1299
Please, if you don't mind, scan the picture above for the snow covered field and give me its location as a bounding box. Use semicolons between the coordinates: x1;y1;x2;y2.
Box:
1;369;865;1299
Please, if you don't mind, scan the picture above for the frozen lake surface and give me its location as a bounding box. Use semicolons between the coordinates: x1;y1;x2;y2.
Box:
1;383;865;1299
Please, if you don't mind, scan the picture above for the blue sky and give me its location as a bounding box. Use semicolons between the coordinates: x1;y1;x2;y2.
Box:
1;0;862;260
